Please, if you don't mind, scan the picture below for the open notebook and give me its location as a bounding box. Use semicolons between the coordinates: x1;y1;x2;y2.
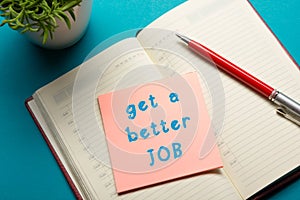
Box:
26;0;300;199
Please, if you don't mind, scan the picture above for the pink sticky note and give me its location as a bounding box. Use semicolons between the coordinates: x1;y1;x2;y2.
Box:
98;72;223;193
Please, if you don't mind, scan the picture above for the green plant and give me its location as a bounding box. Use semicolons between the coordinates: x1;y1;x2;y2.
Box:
0;0;82;44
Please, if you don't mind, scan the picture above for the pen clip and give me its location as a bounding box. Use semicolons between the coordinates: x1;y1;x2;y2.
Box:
276;107;300;126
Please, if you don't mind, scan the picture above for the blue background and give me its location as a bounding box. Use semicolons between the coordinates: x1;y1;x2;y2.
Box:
0;0;299;199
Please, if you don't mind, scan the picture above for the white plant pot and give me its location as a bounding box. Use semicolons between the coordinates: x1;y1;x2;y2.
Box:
24;0;93;49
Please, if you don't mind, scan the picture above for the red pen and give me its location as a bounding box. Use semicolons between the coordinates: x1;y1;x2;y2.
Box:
176;33;300;125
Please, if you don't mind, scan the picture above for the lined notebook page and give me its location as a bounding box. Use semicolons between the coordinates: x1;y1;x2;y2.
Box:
33;37;242;199
27;100;85;198
142;0;300;198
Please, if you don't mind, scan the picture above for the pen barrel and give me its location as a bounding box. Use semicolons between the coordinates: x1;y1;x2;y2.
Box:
189;40;274;98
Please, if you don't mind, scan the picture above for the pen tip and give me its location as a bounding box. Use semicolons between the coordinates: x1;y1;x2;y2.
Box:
175;32;191;44
175;32;182;38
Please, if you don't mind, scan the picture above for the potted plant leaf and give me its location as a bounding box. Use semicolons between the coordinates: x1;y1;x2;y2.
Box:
0;0;93;49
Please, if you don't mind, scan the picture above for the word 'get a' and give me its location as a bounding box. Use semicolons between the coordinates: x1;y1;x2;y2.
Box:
126;92;180;120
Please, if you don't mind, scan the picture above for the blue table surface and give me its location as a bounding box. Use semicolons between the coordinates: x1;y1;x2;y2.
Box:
0;1;299;199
